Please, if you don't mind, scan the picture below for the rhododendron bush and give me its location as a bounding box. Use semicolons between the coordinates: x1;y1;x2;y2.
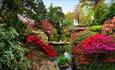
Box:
26;35;56;57
73;33;115;64
81;34;115;53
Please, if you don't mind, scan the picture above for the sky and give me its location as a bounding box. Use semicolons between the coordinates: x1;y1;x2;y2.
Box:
43;0;79;14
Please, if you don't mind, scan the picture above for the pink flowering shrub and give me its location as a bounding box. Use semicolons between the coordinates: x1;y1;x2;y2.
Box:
41;19;53;37
73;33;115;64
81;34;115;53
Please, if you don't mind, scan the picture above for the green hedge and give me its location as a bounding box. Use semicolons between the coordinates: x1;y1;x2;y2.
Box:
89;25;102;32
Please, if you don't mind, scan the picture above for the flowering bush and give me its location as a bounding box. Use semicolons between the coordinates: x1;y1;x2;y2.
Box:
26;35;56;57
41;19;53;37
73;44;90;64
102;17;115;34
73;33;115;64
81;34;115;53
102;19;113;34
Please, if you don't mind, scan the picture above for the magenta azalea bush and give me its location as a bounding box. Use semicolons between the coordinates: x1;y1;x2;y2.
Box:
81;34;115;53
73;33;115;64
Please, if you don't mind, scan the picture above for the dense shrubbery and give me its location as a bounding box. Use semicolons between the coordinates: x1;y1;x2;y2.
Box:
72;16;115;70
73;33;115;64
0;24;30;70
0;0;115;70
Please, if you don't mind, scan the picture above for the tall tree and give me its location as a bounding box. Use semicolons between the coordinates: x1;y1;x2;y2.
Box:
47;4;65;41
22;0;47;20
92;0;115;25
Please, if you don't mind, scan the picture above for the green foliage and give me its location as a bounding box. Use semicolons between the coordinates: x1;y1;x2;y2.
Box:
0;24;30;70
89;25;102;32
0;0;24;31
0;0;47;25
47;4;65;27
24;0;47;20
93;1;115;25
50;28;58;41
71;31;96;47
78;0;115;26
61;28;71;42
94;3;109;25
58;55;68;65
65;12;74;26
54;45;68;56
107;3;115;18
64;18;73;26
61;33;70;42
1;0;23;13
47;4;65;41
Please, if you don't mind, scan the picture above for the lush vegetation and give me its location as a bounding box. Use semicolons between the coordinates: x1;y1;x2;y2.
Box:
0;24;30;70
0;0;115;70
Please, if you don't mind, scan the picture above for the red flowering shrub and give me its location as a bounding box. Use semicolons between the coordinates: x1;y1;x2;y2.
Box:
73;33;115;64
27;35;56;57
73;44;90;64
